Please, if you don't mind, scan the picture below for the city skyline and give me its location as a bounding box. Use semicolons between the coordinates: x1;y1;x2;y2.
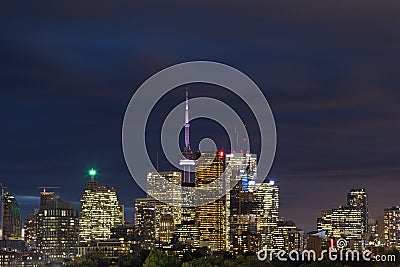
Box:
1;0;400;235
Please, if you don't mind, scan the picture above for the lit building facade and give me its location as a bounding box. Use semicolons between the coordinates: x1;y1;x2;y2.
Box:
225;153;257;250
252;179;280;249
271;221;302;251
195;151;225;251
2;191;22;240
147;171;182;226
134;198;156;250
37;199;79;262
79;177;123;245
383;206;400;249
317;210;333;236
347;188;368;233
330;206;363;248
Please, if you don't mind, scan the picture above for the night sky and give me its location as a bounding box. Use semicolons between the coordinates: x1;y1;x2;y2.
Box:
1;1;400;232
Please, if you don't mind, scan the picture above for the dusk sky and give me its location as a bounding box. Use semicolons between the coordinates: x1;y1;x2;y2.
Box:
1;1;400;232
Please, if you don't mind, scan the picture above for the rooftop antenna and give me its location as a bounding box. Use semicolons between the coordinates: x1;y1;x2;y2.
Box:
37;186;60;192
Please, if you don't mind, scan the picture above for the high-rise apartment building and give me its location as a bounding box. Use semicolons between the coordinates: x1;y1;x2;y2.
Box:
195;151;225;251
347;188;368;233
79;175;123;245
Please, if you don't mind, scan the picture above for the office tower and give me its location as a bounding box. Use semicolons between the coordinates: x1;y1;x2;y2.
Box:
195;151;225;251
79;174;123;245
37;198;79;262
147;171;182;225
271;221;302;251
134;198;156;250
331;206;363;248
253;179;280;249
383;206;400;249
1;190;22;240
317;210;333;235
348;188;368;233
225;153;257;252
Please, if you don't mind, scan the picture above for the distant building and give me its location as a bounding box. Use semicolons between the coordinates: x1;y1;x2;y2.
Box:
317;210;332;236
271;221;302;251
79;177;123;245
37;198;79;262
134;198;156;250
24;210;39;249
347;188;368;233
147;171;182;226
383;206;400;249
225;153;257;251
306;235;323;258
2;190;22;240
331;206;363;249
252;179;280;249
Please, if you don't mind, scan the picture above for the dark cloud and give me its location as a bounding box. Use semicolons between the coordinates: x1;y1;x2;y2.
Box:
0;1;399;231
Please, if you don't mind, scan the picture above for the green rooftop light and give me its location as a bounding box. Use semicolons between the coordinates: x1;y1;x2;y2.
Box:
88;168;97;177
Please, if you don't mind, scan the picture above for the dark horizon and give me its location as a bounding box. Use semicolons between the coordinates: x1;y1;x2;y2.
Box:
1;1;400;233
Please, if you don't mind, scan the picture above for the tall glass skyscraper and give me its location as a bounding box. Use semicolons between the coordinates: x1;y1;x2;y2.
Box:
194;151;225;251
347;188;368;233
225;153;257;252
2;190;22;240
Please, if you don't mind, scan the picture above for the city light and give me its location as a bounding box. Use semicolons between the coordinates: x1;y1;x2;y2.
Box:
88;168;97;177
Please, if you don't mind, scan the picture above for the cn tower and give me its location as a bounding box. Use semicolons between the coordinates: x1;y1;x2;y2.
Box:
179;89;200;185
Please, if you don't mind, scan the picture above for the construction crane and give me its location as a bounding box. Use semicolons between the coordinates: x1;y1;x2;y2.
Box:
37;186;60;192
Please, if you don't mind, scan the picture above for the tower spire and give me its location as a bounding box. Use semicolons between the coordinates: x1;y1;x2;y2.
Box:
184;88;190;151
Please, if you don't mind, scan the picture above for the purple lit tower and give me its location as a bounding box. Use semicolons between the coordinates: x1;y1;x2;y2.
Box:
179;89;200;185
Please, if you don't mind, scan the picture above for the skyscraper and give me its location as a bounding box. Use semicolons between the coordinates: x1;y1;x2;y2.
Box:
252;179;280;249
195;151;225;251
79;172;123;245
347;188;368;233
134;198;157;250
37;198;79;262
1;189;22;240
225;153;258;252
383;206;400;249
147;171;182;225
